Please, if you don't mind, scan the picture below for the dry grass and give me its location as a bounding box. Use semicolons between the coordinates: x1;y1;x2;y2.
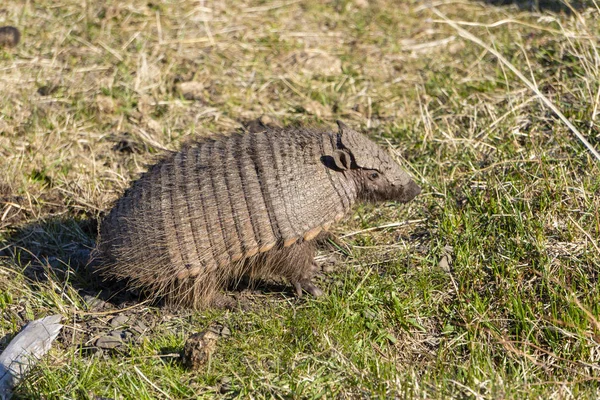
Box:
1;0;600;398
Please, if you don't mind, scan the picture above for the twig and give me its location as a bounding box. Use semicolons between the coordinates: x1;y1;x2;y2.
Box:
347;266;373;300
431;8;600;163
75;299;152;317
428;18;589;39
447;380;485;400
340;219;426;239
159;37;212;45
568;216;600;256
243;0;301;13
133;366;171;398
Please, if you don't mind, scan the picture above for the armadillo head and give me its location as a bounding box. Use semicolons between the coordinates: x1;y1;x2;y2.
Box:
331;121;421;204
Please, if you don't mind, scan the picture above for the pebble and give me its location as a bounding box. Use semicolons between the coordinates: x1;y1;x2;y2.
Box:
110;330;133;342
131;321;148;335
95;335;122;349
83;295;107;311
219;377;232;394
110;315;130;328
220;326;231;338
438;255;451;272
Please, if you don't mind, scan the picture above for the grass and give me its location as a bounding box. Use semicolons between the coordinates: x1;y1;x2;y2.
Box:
1;0;600;398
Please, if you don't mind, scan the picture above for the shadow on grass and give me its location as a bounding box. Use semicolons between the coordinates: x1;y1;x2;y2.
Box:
0;216;142;308
479;0;590;12
0;216;309;311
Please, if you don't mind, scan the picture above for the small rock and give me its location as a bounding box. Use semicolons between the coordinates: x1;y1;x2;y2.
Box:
207;325;220;335
220;326;231;338
443;245;454;256
131;321;148;335
46;256;62;269
210;294;238;310
127;110;143;123
181;330;219;370
207;323;231;337
438;255;451;272
353;103;366;116
176;81;204;101
219;377;232;394
95;335;122;349
83;295;106;311
110;329;132;342
439;245;454;272
110;315;130;328
110;329;124;338
242;119;267;134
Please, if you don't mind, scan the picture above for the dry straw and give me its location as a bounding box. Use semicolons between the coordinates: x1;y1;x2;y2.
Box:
431;7;600;163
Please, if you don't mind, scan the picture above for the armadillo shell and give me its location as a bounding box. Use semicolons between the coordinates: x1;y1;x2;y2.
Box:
96;127;357;305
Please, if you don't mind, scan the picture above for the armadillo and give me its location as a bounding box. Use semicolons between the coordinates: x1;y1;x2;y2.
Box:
96;121;421;308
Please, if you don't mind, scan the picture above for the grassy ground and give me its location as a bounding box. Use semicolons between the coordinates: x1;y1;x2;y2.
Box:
1;0;600;398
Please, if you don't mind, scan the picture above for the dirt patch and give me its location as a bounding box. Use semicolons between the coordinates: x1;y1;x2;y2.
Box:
60;307;156;351
0;182;29;228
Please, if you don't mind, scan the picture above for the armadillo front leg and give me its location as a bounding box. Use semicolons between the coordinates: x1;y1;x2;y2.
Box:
292;260;323;297
280;241;323;298
246;240;324;297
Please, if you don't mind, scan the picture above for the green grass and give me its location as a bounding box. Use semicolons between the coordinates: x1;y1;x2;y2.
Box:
1;0;600;398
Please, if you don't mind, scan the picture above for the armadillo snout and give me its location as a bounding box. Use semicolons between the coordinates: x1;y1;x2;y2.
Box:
401;180;421;203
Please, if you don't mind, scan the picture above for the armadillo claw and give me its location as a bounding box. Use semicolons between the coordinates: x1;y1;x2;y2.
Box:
305;282;323;297
293;281;304;298
293;280;323;298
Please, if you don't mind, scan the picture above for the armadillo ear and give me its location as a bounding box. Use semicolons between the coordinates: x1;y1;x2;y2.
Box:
332;150;351;170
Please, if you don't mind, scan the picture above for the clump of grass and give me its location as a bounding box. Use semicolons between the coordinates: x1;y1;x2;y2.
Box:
1;0;600;398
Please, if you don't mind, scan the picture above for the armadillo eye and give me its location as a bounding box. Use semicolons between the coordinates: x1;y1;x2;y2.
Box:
370;172;379;180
